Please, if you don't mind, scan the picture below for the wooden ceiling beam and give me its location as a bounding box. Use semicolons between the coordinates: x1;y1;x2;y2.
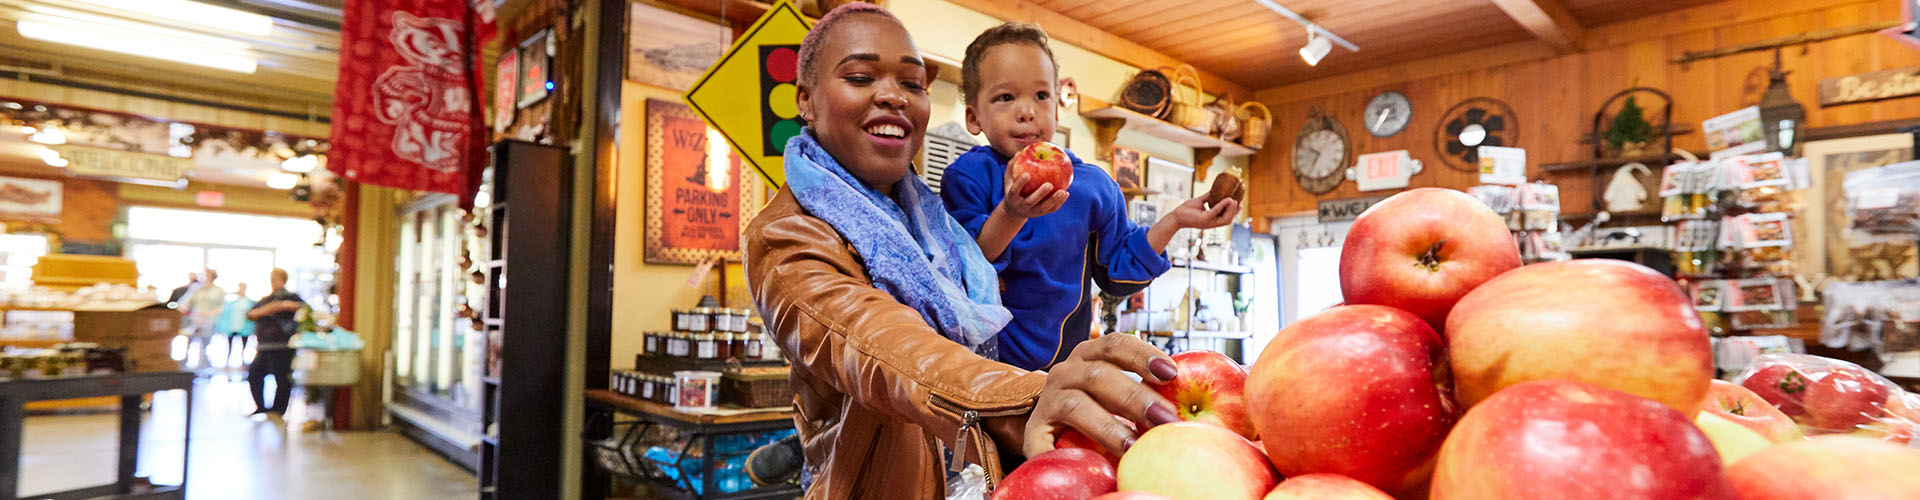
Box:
944;0;1253;101
1490;0;1587;54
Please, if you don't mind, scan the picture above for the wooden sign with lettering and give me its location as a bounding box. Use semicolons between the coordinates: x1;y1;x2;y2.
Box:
645;99;763;265
1819;65;1920;107
1318;196;1388;223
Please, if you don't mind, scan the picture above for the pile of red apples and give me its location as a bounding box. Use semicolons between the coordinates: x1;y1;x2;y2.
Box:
992;188;1920;500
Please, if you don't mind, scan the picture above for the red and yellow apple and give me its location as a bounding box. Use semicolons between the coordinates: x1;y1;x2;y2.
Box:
1740;363;1810;417
1149;350;1256;440
1338;187;1520;332
1262;474;1394;500
1009;141;1073;196
1726;435;1920;499
1246;305;1455;495
1695;411;1776;463
1055;416;1134;467
1431;380;1735;500
1446;259;1713;416
1701;379;1803;443
1116;422;1277;500
1805;366;1892;432
992;448;1117;500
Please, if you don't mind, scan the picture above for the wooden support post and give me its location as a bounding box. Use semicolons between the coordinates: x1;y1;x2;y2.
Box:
1193;147;1221;180
1088;117;1125;162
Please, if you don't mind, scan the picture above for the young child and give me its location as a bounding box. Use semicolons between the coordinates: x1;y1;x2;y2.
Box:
942;22;1240;371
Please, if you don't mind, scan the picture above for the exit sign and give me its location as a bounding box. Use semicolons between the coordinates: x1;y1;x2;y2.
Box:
195;190;224;207
1349;150;1421;191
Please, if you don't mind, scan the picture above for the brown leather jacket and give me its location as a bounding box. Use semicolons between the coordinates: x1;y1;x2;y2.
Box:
747;189;1047;499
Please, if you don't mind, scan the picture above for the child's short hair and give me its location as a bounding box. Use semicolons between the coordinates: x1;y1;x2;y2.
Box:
961;22;1058;105
795;2;901;88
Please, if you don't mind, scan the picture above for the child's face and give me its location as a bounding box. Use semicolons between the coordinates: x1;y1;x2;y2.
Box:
797;14;931;191
965;43;1058;158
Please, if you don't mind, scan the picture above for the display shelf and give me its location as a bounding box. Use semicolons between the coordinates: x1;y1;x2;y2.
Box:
1079;96;1255;172
1170;258;1253;274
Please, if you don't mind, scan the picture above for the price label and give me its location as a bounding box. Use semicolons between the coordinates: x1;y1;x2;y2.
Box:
1478;146;1526;185
1351;150;1419;191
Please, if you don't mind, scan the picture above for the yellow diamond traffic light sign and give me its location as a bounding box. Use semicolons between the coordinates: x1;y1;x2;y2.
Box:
684;0;811;188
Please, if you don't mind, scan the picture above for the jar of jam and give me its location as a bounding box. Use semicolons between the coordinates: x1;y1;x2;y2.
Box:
688;308;711;333
695;333;718;360
642;331;660;356
744;332;764;360
671;309;686;331
712;332;730;360
724;332;744;360
639;374;655;400
667;332;686;359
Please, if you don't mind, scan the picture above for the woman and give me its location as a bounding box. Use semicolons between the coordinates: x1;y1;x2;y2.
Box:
745;4;1179;498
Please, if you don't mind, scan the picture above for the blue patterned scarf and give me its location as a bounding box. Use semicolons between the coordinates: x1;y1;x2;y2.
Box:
783;130;1010;357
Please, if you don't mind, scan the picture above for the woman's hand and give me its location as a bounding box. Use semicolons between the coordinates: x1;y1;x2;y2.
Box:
1023;334;1181;458
1000;172;1070;220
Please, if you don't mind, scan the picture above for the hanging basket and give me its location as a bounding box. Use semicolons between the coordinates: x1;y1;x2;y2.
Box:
1118;68;1173;120
1169;65;1216;134
1236;101;1272;150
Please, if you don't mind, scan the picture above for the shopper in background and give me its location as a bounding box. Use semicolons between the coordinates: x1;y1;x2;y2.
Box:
246;269;305;418
745;5;1179;496
181;269;228;371
941;22;1239;371
215;282;256;376
165;272;198;308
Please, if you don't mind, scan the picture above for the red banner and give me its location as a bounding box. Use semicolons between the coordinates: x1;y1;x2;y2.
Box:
330;0;489;206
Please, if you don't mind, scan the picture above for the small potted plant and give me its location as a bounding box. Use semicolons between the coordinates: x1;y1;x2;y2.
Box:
1604;95;1655;158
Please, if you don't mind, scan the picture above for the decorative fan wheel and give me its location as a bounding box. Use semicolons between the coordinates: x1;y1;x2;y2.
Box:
1433;97;1518;172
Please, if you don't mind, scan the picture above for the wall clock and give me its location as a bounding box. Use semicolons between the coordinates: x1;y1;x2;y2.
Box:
1364;91;1412;137
1292;108;1350;194
1433;97;1518;172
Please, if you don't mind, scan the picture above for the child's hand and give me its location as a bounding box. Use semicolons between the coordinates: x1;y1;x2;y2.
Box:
1165;193;1239;229
999;172;1070;219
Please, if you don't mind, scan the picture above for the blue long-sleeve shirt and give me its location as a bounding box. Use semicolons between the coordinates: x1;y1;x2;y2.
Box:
941;145;1171;371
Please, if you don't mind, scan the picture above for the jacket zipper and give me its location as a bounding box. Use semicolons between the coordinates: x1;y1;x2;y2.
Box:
930;395;1033;491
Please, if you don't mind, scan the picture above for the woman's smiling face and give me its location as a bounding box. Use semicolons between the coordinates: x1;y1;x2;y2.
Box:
797;13;930;193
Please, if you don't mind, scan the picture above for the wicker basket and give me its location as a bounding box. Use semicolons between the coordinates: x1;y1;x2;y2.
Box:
1237;101;1272;150
1119;68;1172;120
722;369;794;409
1169;65;1215;134
1213;97;1241;142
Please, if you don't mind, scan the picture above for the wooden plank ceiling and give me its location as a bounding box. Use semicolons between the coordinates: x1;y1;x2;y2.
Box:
1021;0;1718;90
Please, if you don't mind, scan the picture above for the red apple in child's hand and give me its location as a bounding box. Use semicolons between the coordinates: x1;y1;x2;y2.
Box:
1805;366;1892;432
1148;350;1256;440
992;448;1117;500
1246;305;1455;495
1741;363;1811;417
1055;416;1134;466
1339;187;1521;332
1262;474;1395;500
1117;422;1277;500
1726;435;1920;500
1701;379;1804;443
1008;141;1073;196
1431;380;1735;500
1447;259;1713;417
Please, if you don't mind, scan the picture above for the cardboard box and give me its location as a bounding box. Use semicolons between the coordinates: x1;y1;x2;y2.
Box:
72;303;181;341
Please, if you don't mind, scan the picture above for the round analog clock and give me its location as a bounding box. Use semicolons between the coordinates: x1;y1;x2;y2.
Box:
1292;109;1350;194
1364;91;1412;137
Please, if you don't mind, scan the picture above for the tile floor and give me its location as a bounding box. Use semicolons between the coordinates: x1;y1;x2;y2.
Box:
19;375;477;500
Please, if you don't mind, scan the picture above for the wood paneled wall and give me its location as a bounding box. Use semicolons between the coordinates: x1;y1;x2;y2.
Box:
1247;0;1920;218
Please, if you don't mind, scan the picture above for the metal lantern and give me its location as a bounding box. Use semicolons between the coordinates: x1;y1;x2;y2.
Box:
1759;49;1806;155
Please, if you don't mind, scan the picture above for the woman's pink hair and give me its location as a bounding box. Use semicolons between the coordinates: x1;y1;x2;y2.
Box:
795;2;903;88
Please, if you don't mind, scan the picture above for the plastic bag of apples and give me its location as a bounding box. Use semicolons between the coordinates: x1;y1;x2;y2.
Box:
1734;353;1920;444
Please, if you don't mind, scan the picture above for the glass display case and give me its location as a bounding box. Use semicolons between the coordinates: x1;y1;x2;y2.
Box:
392;196;485;413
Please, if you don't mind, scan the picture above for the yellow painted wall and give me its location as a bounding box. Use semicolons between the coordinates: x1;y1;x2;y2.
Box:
611;81;751;368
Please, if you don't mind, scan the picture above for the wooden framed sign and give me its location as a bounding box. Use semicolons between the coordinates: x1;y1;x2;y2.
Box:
1819;65;1920;107
645;99;762;265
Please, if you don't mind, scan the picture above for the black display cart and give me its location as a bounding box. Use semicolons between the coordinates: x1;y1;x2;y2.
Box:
0;371;194;500
584;390;799;500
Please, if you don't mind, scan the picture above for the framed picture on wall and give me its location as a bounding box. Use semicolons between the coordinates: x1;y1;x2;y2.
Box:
627;3;728;91
1146;157;1194;202
0;176;60;223
1804;133;1917;281
644;99;764;265
1112;146;1143;192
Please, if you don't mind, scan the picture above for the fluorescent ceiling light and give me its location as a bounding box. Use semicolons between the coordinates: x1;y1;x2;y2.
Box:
281;154;319;173
17;11;257;74
65;0;273;36
266;172;299;190
39;148;67;167
1299;32;1332;66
